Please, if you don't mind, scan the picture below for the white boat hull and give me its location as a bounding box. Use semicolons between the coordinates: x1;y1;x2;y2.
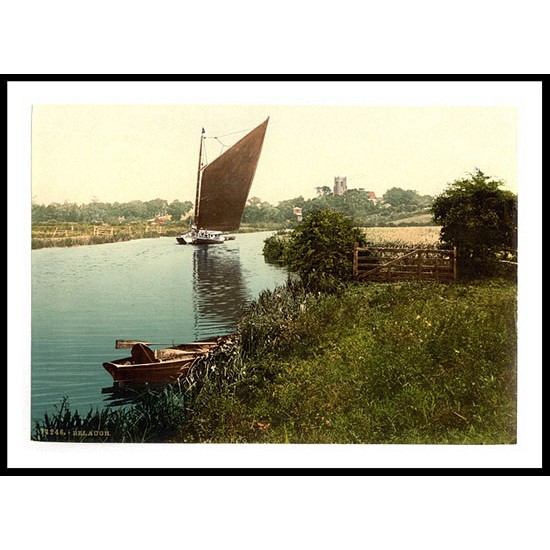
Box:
176;228;232;245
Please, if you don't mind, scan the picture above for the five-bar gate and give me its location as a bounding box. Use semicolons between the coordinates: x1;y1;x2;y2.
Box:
353;244;457;282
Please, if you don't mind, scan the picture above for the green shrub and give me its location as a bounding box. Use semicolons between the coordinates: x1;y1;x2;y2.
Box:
431;169;517;278
262;230;292;264
285;209;366;294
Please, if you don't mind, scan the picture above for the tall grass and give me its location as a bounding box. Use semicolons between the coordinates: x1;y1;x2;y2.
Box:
175;278;517;444
32;386;188;442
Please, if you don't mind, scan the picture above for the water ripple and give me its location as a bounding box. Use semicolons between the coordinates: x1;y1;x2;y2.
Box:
31;232;286;424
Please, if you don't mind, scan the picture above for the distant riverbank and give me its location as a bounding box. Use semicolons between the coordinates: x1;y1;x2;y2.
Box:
31;222;178;249
31;222;285;249
32;221;440;250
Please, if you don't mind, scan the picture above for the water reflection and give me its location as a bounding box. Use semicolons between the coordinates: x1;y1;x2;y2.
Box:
191;244;249;340
100;243;250;400
31;233;288;423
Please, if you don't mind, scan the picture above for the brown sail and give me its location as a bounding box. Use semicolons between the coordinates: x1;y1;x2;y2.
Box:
195;118;269;231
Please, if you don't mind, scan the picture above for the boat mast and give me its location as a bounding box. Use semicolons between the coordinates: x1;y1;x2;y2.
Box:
193;128;205;227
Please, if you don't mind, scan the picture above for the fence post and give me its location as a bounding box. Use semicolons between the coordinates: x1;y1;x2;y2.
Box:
453;247;457;281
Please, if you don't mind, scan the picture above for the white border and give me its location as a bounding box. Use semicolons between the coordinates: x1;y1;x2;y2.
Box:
8;80;542;469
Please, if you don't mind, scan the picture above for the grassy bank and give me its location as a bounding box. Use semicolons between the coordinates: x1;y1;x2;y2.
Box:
31;222;192;249
34;278;516;444
176;278;516;444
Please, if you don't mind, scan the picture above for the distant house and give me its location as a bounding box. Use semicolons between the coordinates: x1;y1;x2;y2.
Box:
148;214;172;224
366;191;381;204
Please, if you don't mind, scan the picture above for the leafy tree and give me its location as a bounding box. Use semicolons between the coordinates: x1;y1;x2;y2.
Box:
167;199;193;221
342;188;378;220
144;198;169;218
81;200;110;223
431;168;517;278
382;187;423;208
314;185;332;196
119;200;147;221
32;203;49;223
286;209;365;293
243;197;284;224
417;193;434;208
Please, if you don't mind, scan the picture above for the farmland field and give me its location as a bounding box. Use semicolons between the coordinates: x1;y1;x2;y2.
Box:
362;225;442;246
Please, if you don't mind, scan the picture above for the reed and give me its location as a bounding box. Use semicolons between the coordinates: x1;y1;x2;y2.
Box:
32;386;187;443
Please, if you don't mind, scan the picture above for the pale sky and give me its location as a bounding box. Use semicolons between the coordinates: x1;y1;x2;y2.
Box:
31;103;518;206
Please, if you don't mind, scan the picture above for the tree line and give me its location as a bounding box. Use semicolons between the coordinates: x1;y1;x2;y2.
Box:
32;198;193;224
243;187;433;226
31;187;433;226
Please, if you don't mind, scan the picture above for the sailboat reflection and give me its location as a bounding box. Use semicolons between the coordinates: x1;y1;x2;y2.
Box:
101;241;250;400
192;243;249;341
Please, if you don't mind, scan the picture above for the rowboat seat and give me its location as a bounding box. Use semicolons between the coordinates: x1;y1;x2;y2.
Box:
131;343;160;364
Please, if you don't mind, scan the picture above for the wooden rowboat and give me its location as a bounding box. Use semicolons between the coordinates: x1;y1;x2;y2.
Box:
103;336;231;384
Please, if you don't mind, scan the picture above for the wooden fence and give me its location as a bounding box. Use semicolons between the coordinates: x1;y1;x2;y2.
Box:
48;226;75;238
353;244;457;283
93;225;114;237
94;225;163;236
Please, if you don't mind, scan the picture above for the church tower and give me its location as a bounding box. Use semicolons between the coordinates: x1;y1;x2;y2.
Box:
333;176;347;195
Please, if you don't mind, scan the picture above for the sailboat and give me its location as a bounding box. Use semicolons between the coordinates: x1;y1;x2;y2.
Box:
176;117;269;245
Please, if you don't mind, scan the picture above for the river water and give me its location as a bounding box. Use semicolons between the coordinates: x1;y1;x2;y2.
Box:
31;231;287;425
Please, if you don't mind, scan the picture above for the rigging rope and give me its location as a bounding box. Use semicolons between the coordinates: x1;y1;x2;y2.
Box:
214;137;229;149
203;126;251;160
214;128;251;139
